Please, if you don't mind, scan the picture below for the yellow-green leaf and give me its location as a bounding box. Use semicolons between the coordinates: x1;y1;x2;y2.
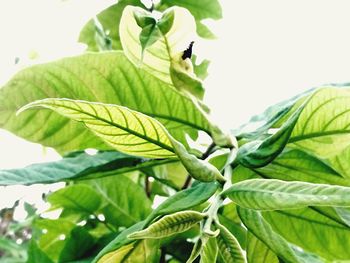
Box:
128;211;206;239
18;98;175;159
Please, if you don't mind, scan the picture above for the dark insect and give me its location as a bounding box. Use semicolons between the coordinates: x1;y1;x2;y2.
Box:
182;41;194;60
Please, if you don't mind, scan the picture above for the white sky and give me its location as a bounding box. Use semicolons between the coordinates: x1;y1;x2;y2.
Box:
1;0;350;217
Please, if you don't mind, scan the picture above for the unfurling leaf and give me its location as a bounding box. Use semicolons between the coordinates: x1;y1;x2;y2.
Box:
18;98;176;159
144;182;219;226
128;211;206;239
97;243;134;263
215;222;246;263
170;137;226;182
225;179;350;210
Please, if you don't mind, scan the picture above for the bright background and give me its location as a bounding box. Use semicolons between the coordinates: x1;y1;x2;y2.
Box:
1;0;350;219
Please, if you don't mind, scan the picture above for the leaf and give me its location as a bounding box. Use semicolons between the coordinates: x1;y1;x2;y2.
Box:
160;0;222;39
170;138;225;182
0;52;211;153
133;9;162;56
215;222;246;263
128;211;206;239
253;148;350;186
120;6;196;85
97;243;134;263
161;0;222;20
144;181;219;226
35;219;93;262
47;184;102;214
78;0;143;51
289;87;350;158
200;237;218;263
18;98;176;158
196;21;216;39
237;208;324;263
122;239;161;263
88;175;152;227
192;55;210;81
186;238;202;263
236;102;306;168
246;232;278;263
93;221;144;263
263;207;350;261
27;241;53;263
225;179;350;210
59;227;95;262
0;151;136;185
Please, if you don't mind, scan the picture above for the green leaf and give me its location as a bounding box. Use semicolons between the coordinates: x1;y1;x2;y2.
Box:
289;87;350;158
93;221;144;263
246;232;278;263
237;102;306;168
35;219;94;262
263;208;350;261
88;175;152;227
225;179;350;210
120;6;196;85
157;9;175;35
18;98;176;158
161;0;222;20
215;222;246;263
139;24;162;56
144;181;219;226
59;227;95;262
0;151;137;185
47;184;102;214
0;236;26;260
122;239;161;263
200;237;218;263
170;138;225;182
192;55;210;81
78;0;142;51
196;21;216;39
27;241;53;263
253;148;350;186
186;238;202;263
0;52;211;153
97;243;134;263
237;208;324;263
128;211;206;239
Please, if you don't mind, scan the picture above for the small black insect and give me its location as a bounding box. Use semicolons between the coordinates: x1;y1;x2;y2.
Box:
182;41;194;60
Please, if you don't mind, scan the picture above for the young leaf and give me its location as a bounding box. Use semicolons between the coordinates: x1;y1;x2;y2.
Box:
78;0;143;51
225;179;350;210
122;239;161;263
200;237;218;263
215;222;246;263
170;137;225;182
186;238;202;263
128;211;206;239
18;98;176;159
97;243;134;263
0;151;138;185
120;6;196;85
237;101;306;168
246;232;279;263
93;221;144;263
144;181;219;226
0;52;211;153
237;208;325;263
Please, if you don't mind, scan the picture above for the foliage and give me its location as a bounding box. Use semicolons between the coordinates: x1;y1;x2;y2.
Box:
1;0;350;262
